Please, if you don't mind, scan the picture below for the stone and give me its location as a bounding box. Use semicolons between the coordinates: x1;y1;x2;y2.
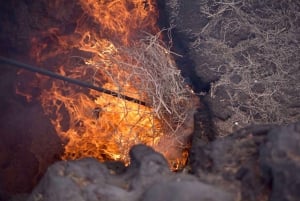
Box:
260;122;300;201
189;124;275;201
143;180;234;201
127;144;170;190
26;144;235;201
27;158;134;201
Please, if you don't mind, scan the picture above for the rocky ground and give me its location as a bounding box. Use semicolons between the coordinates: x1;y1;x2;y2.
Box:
165;0;300;136
25;145;235;201
5;122;300;201
1;0;300;201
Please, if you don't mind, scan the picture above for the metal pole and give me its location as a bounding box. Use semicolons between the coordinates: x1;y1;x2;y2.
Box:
0;56;148;106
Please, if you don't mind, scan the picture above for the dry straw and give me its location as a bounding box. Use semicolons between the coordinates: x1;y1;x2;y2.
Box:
90;29;197;145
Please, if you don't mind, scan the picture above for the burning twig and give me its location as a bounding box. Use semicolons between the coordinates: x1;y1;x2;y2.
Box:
89;31;197;137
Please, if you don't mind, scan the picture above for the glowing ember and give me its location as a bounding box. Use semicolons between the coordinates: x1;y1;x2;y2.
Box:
17;0;198;169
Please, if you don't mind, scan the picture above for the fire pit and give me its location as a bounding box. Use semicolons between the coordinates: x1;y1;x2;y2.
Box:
1;1;300;201
0;0;199;196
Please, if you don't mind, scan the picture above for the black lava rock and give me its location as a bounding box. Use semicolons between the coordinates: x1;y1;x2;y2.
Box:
26;144;235;201
260;122;300;201
189;124;275;201
142;180;233;201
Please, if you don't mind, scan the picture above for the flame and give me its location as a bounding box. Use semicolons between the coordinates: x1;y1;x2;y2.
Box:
17;0;196;169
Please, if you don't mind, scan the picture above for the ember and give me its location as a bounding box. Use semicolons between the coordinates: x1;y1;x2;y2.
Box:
17;0;198;169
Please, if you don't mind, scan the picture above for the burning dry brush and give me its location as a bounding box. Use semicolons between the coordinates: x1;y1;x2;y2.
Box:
91;31;198;147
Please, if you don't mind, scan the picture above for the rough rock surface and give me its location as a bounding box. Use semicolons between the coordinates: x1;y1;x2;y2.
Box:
23;122;300;201
142;180;233;201
190;124;272;201
27;145;235;201
190;122;300;201
260;123;300;201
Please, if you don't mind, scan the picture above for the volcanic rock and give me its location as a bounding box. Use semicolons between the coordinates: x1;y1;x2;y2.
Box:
190;124;273;201
189;122;300;201
142;180;233;201
27;144;235;201
260;123;300;201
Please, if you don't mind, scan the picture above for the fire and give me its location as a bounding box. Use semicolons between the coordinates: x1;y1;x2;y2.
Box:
17;0;197;169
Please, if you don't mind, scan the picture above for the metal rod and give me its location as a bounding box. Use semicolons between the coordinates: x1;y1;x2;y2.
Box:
0;56;148;106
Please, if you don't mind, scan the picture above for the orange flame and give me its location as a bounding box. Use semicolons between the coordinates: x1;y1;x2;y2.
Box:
18;0;196;169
